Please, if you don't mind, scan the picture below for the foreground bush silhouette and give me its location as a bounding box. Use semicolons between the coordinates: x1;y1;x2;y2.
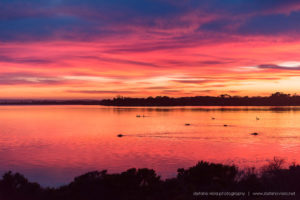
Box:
0;171;42;200
0;160;299;200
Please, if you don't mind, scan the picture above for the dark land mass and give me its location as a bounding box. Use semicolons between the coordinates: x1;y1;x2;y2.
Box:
0;159;298;200
2;92;300;106
100;92;300;106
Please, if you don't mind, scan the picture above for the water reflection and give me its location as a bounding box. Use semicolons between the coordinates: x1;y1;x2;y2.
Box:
0;105;299;186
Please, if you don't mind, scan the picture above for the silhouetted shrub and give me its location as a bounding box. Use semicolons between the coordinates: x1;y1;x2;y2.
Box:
0;160;299;200
0;171;43;200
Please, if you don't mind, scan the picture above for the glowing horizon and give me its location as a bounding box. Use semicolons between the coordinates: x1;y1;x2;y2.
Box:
2;1;300;99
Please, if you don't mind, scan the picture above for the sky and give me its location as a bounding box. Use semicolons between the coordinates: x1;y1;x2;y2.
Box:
2;0;300;99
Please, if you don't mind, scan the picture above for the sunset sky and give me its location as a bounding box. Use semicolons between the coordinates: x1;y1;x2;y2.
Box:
2;0;300;99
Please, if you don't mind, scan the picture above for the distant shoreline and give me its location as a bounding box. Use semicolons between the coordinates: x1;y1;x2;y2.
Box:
2;92;300;106
2;103;300;107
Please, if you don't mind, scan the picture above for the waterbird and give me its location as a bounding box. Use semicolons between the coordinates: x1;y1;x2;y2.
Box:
211;117;215;120
185;123;191;126
224;124;228;127
251;132;259;136
136;115;141;118
256;117;260;120
117;134;124;137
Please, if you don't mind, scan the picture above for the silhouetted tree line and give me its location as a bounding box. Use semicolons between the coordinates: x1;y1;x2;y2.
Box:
0;159;298;200
100;92;300;106
1;92;300;106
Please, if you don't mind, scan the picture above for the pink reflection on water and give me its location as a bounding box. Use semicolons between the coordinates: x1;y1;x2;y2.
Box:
0;105;299;186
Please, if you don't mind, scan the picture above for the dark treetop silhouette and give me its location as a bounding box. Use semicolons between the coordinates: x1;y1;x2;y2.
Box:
0;159;298;200
1;92;300;106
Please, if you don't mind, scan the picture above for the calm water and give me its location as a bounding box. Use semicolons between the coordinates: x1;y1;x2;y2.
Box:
0;105;300;186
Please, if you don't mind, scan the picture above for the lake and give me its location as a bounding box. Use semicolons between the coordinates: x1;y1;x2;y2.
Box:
0;105;299;186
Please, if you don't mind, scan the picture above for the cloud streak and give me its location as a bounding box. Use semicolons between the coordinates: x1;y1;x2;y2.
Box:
258;64;300;70
0;72;64;85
